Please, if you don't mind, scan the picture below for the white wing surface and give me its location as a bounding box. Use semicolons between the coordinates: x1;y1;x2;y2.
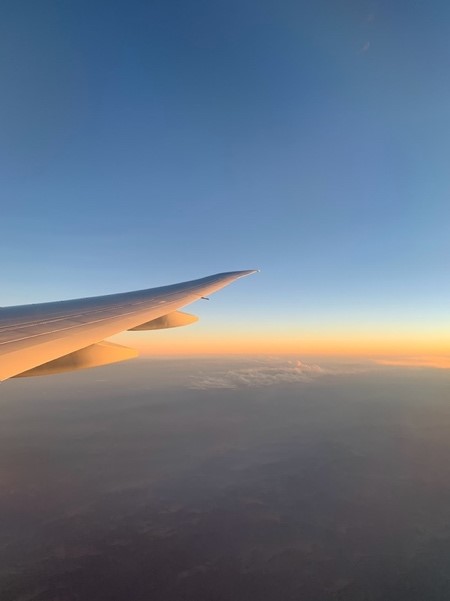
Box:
0;270;256;381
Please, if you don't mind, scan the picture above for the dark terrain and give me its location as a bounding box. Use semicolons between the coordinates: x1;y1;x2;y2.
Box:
1;358;450;600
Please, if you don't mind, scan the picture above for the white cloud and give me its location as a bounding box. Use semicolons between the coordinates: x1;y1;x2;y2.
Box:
189;359;340;390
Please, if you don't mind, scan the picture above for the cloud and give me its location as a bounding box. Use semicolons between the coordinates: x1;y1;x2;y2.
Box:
376;357;450;370
189;359;357;390
360;41;370;53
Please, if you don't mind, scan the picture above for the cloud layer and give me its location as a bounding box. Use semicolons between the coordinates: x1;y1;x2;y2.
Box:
377;356;450;369
189;360;336;390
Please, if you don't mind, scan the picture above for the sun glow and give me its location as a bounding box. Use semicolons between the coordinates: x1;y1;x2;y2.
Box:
114;325;450;362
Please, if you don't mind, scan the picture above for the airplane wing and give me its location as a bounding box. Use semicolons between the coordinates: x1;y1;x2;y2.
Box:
0;270;257;381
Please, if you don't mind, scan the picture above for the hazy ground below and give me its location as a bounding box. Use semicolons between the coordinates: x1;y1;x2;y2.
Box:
1;357;450;600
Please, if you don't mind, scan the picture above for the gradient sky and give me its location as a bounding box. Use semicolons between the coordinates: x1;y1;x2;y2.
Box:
1;0;449;356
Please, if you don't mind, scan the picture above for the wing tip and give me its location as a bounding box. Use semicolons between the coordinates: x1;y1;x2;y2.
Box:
228;269;260;277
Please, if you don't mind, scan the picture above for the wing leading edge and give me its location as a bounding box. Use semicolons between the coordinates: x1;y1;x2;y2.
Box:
0;270;257;381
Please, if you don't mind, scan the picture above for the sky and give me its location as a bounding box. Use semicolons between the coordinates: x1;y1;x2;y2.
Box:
1;0;450;358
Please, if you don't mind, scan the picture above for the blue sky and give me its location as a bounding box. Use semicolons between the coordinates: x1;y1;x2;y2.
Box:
1;0;449;349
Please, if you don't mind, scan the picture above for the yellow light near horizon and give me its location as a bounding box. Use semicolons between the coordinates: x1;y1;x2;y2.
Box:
113;325;450;359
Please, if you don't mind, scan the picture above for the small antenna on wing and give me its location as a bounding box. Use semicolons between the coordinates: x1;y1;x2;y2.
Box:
201;296;210;300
